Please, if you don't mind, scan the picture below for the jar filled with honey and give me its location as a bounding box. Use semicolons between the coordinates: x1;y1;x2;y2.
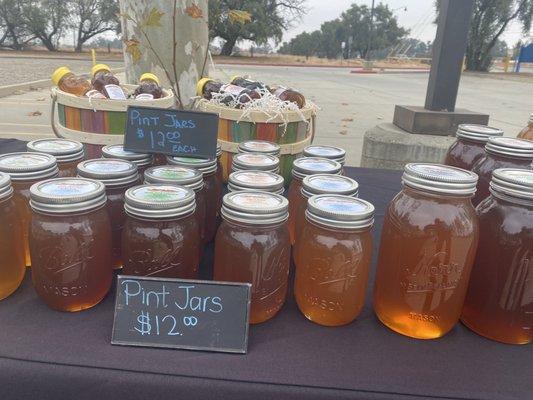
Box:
228;170;284;194
461;168;533;344
166;156;219;242
517;113;533;140
0;173;25;300
231;153;280;174
288;157;342;244
373;163;479;339
77;159;139;269
214;191;290;324
471;137;533;206
238;140;281;157
294;195;375;326
27;139;84;177
51;67;91;96
216;144;223;212
101;145;153;176
443;124;503;170
29;177;112;311
0;153;58;267
293;174;359;266
122;185;200;278
303;145;346;166
144;166;206;249
91;64;126;100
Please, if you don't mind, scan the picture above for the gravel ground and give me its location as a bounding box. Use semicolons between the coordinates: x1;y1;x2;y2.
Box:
0;55;123;86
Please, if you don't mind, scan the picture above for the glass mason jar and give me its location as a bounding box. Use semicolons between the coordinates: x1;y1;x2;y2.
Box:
144;165;206;256
0;173;25;300
471;137;533;206
293;174;359;267
27;138;84;177
216;144;223;212
238;140;281;157
443;124;503;170
294;195;374;326
166;156;219;242
517;113;533;140
122;185;200;279
29;177;112;312
231;153;280;174
303;145;346;166
0;152;58;267
101;144;153;176
288;157;342;245
373;163;479;339
228;170;285;195
214;191;290;324
77;159;139;269
462;168;533;345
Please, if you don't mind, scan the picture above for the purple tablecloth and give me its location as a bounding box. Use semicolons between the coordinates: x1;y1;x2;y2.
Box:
0;139;531;400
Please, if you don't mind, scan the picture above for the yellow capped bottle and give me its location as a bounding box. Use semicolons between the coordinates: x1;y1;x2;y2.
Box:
133;73;163;100
51;67;91;96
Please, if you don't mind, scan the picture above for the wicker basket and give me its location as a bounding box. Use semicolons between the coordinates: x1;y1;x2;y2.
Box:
51;85;176;158
195;100;315;184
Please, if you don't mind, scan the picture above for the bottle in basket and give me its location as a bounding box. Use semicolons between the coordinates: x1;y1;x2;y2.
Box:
51;67;91;97
197;78;260;107
91;64;126;100
133;73;163;100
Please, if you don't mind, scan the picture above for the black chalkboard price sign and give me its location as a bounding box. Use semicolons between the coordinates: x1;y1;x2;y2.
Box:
123;106;218;159
111;275;251;354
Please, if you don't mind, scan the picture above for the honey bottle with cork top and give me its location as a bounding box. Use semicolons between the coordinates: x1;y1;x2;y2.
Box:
51;67;91;96
91;64;126;100
197;77;260;106
133;73;163;100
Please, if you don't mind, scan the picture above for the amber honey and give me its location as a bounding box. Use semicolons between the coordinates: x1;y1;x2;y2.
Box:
29;178;112;311
294;195;374;326
517;113;533;140
27;139;84;177
373;164;479;339
461;169;533;344
214;191;290;324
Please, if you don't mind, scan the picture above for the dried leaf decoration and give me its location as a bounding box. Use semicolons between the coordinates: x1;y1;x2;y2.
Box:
185;4;203;19
228;10;252;24
124;39;142;63
144;7;164;27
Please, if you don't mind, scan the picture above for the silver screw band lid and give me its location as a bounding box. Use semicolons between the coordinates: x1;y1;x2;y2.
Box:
0;152;58;181
166;156;217;175
302;174;359;198
144;166;204;191
303;145;346;164
101;144;153;166
221;191;289;225
292;157;342;180
77;159;139;188
228;170;284;194
30;177;106;214
490;168;533;203
27;139;84;162
0;172;13;201
216;143;222;158
306;194;374;230
124;184;196;219
232;153;280;172
402;163;478;196
455;124;504;142
485;137;533;159
238;140;281;156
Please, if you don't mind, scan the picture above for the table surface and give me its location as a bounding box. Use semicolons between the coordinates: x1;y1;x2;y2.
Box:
0;139;531;400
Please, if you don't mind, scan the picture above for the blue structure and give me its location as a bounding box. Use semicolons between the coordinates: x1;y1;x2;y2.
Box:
515;43;533;72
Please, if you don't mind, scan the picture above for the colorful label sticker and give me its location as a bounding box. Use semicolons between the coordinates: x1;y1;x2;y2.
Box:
39;179;98;196
84;160;133;173
305;146;344;157
151;167;197;180
242;141;279;152
0;153;53;168
295;158;338;172
307;175;354;192
231;192;282;209
315;196;369;215
234;171;280;185
236;153;276;166
132;186;188;202
105;84;127;100
32;140;79;153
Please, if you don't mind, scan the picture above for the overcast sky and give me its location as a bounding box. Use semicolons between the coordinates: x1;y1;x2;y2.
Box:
283;0;532;46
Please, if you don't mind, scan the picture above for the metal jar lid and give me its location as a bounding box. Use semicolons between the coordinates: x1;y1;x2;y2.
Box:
124;184;196;219
402;163;478;196
455;124;504;142
27;139;84;162
144;166;204;192
238;140;281;156
485;137;533;159
306;195;374;230
228;170;284;194
292;157;342;180
302;174;359;199
231;153;280;173
0;172;13;201
101;144;153;167
216;143;222;158
303;145;346;164
166;156;217;175
30;177;106;214
0;152;59;181
77;159;139;188
490;168;533;203
221;191;289;225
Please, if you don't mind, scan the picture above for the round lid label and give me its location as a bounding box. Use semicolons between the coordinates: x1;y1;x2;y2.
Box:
314;196;369;214
230;192;283;209
31;139;80;153
306;175;356;192
39;179;99;196
235;153;276;165
150;166;198;180
305;145;344;157
84;159;133;173
408;164;475;181
171;156;210;164
132;186;189;202
0;153;54;168
242;141;279;152
294;157;339;172
233;171;280;185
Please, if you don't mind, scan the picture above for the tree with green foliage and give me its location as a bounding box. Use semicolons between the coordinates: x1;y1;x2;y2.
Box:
21;0;69;51
209;0;306;56
0;0;34;49
69;0;119;52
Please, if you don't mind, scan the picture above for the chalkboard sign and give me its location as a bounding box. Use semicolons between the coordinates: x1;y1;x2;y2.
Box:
123;106;218;159
112;275;251;354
